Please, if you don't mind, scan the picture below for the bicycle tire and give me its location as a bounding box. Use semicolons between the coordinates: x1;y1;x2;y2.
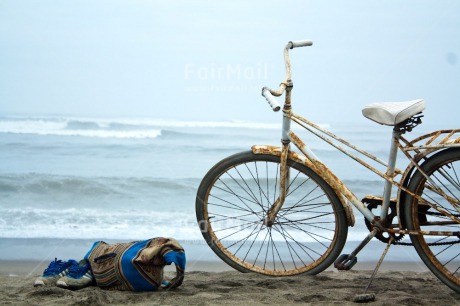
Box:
196;150;348;276
404;148;460;292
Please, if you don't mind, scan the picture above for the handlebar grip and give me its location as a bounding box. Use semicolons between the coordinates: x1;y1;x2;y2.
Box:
289;40;313;49
261;87;281;112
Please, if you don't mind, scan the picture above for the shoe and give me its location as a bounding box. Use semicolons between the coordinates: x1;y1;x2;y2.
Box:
34;258;78;287
56;259;94;290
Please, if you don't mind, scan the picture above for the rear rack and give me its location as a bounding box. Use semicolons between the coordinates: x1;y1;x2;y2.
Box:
401;129;460;159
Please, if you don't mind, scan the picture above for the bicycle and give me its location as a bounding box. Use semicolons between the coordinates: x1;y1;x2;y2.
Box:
195;40;460;293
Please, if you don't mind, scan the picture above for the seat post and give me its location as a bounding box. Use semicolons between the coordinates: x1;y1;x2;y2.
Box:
380;127;402;222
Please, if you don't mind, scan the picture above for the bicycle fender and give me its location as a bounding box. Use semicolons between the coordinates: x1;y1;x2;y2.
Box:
251;145;355;227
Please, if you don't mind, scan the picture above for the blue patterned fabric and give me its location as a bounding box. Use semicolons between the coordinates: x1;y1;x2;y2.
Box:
120;240;155;291
85;238;185;291
164;251;186;269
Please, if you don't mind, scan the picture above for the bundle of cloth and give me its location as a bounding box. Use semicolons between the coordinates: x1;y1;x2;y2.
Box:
34;237;186;291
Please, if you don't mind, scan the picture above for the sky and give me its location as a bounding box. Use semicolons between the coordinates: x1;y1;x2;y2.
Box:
0;0;459;126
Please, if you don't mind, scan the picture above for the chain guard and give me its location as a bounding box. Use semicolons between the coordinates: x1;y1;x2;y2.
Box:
362;197;405;243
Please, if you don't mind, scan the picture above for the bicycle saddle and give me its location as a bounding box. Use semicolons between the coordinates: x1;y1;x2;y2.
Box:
362;99;425;126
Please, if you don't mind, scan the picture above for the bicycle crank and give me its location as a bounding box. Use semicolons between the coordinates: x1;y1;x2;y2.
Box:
362;196;405;243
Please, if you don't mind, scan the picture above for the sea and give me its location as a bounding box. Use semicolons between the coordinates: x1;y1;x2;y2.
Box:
0;114;437;263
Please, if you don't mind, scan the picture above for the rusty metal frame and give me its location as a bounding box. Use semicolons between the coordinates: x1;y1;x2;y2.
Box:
257;40;460;238
256;100;460;235
272;111;460;234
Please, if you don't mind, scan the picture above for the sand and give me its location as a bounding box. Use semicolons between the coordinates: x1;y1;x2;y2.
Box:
1;260;459;306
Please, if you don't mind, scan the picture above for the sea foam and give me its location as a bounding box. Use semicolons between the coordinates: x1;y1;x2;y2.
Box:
0;116;337;139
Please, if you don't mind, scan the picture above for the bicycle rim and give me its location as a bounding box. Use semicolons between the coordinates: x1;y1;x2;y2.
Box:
196;151;347;276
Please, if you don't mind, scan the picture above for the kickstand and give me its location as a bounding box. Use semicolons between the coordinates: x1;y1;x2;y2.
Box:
353;236;394;303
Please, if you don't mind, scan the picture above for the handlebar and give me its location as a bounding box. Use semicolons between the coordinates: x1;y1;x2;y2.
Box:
288;40;313;49
261;39;313;110
262;87;281;112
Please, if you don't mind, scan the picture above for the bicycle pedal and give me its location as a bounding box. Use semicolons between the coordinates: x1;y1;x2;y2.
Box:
334;254;357;271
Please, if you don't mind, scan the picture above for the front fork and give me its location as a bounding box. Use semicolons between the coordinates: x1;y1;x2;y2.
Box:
263;142;290;227
264;85;293;227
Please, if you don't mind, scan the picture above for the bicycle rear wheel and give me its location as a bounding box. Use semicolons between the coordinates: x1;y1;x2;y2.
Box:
405;148;460;292
196;151;348;276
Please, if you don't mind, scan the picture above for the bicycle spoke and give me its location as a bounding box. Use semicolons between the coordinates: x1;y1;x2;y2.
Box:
452;265;460;276
281;220;336;232
270;233;286;271
432;170;460;202
244;162;271;208
281;201;330;211
424;178;460;213
422;191;455;216
208;198;256;214
442;251;460;269
217;177;263;214
208;212;261;224
278;211;334;225
252;228;270;267
280;203;330;217
286;176;310;197
271;224;319;260
212;184;262;206
224;172;264;209
213;220;261;233
276;222;308;268
242;223;265;262
264;228;271;270
435;243;455;257
279;217;333;245
451;163;460;186
235;165;267;211
277;186;322;219
225;221;261;250
270;229;276;271
254;162;265;207
435;164;460;194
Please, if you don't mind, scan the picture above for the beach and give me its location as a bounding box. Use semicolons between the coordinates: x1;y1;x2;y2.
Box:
1;239;459;305
1;259;459;306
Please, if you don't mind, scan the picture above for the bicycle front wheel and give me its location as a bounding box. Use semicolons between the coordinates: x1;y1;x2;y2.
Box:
405;148;460;292
196;151;348;276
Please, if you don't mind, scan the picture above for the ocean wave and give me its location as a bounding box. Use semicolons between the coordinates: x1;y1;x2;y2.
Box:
0;174;200;197
0;207;202;240
159;129;213;139
0;116;307;139
65;120;157;131
65;120;103;130
0;174;378;240
58;129;161;139
0;206;369;241
0;117;162;139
